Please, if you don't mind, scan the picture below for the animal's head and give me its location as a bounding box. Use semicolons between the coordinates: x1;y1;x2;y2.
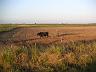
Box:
37;32;40;36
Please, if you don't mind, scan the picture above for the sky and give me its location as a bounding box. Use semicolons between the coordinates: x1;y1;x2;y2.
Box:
0;0;96;24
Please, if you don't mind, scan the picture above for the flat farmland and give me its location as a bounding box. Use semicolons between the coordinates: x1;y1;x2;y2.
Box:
0;24;96;72
0;25;96;44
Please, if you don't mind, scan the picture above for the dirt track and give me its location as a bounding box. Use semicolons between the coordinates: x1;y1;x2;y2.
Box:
0;26;96;44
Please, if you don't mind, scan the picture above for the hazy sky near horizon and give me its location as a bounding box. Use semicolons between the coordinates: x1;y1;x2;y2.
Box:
0;0;96;24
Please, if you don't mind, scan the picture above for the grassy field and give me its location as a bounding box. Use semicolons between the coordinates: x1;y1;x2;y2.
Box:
0;24;96;72
0;23;96;28
0;24;18;32
0;40;96;72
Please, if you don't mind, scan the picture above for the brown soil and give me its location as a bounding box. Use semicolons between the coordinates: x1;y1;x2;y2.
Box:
0;26;96;44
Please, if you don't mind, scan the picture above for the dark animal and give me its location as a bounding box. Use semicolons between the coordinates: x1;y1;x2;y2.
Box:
37;32;49;38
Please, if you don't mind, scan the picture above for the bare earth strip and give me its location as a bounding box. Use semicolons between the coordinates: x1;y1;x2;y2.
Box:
0;26;96;44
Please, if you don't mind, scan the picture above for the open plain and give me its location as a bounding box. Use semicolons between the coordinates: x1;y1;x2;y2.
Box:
0;25;96;44
0;24;96;72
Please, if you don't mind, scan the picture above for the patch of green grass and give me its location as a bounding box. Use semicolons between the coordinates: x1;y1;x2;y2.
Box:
0;24;18;32
0;23;96;29
16;24;96;27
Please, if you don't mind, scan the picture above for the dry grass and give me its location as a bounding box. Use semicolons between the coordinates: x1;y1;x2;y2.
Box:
1;26;96;44
0;25;96;72
0;40;96;72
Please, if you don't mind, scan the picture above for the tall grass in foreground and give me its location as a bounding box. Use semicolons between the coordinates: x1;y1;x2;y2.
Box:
0;41;96;72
